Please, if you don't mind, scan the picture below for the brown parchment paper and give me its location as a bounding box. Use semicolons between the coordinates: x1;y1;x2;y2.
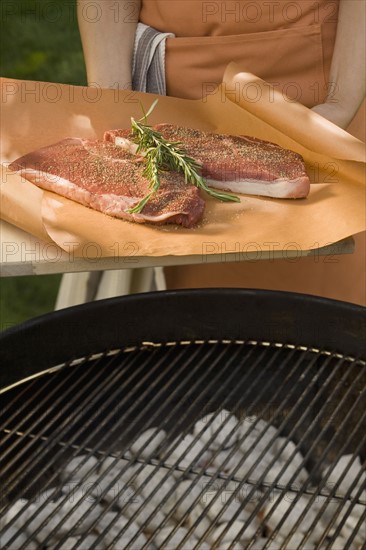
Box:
1;67;365;259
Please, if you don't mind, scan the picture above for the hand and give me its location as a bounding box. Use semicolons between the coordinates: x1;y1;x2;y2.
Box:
311;102;354;130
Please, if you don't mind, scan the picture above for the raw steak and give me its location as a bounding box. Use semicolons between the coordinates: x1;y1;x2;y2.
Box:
104;125;310;199
9;138;205;227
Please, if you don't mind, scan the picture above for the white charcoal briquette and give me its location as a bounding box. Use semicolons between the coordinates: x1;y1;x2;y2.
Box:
137;468;178;518
186;505;215;542
123;498;167;531
194;410;239;450
49;536;80;549
98;455;125;473
0;499;30;529
201;488;253;524
236;446;275;476
263;461;308;487
61;454;98;482
103;461;138;487
153;526;197;549
129;428;167;458
250;537;282;550
61;478;98;505
137;465;177;505
0;525;37;548
77;533;106;549
165;434;210;470
239;484;264;510
240;417;278;446
343;504;366;546
319;536;350;549
218;542;245;550
24;501;66;541
211;519;258;543
275;532;316;549
110;531;147;547
196;474;225;492
18;502;58;541
193;415;214;439
209;447;239;474
322;454;366;498
98;456;137;480
199;478;262;512
91;467;137;504
6;418;364;550
165;479;204;519
135;463;163;489
27;498;104;541
317;497;366;543
273;439;309;483
96;511;147;547
239;415;258;435
321;502;366;547
225;446;272;480
263;492;321;537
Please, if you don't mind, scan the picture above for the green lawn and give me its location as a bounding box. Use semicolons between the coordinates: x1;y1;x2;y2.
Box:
1;0;86;85
1;0;87;329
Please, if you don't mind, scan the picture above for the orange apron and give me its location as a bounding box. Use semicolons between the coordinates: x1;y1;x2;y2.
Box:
140;1;366;305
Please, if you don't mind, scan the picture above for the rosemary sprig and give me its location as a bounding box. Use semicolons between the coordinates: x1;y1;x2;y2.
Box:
127;101;240;214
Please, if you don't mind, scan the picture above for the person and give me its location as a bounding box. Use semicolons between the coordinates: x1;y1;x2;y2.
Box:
77;0;366;305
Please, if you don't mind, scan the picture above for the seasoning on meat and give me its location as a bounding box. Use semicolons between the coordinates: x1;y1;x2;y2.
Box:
105;124;311;199
9;138;205;228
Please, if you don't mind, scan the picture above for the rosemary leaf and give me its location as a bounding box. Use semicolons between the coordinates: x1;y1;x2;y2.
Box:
127;107;240;214
128;190;156;214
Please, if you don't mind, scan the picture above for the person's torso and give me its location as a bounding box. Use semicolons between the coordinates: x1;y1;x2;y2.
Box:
140;0;339;37
140;0;339;105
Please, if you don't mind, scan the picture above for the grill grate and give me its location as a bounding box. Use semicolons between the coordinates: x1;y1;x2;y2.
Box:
1;341;365;549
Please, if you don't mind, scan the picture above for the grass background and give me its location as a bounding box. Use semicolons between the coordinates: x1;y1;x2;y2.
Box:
1;0;87;328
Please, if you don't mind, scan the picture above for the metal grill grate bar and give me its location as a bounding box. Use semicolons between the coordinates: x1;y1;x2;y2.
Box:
0;374;51;427
1;344;196;547
1;341;365;549
60;342;252;544
151;345;305;548
230;356;366;550
291;365;366;549
278;361;366;550
0;350;127;495
87;342;251;549
190;352;357;548
177;348;325;546
107;344;316;542
3;343;229;549
1;346;173;536
131;344;285;549
91;342;274;544
0;357;95;461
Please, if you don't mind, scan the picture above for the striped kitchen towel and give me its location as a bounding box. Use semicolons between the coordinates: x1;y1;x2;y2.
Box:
132;22;175;95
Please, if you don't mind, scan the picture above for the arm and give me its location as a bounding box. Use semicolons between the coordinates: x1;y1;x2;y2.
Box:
311;0;366;128
77;0;141;90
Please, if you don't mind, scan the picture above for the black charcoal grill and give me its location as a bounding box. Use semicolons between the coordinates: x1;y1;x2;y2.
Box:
0;289;365;549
